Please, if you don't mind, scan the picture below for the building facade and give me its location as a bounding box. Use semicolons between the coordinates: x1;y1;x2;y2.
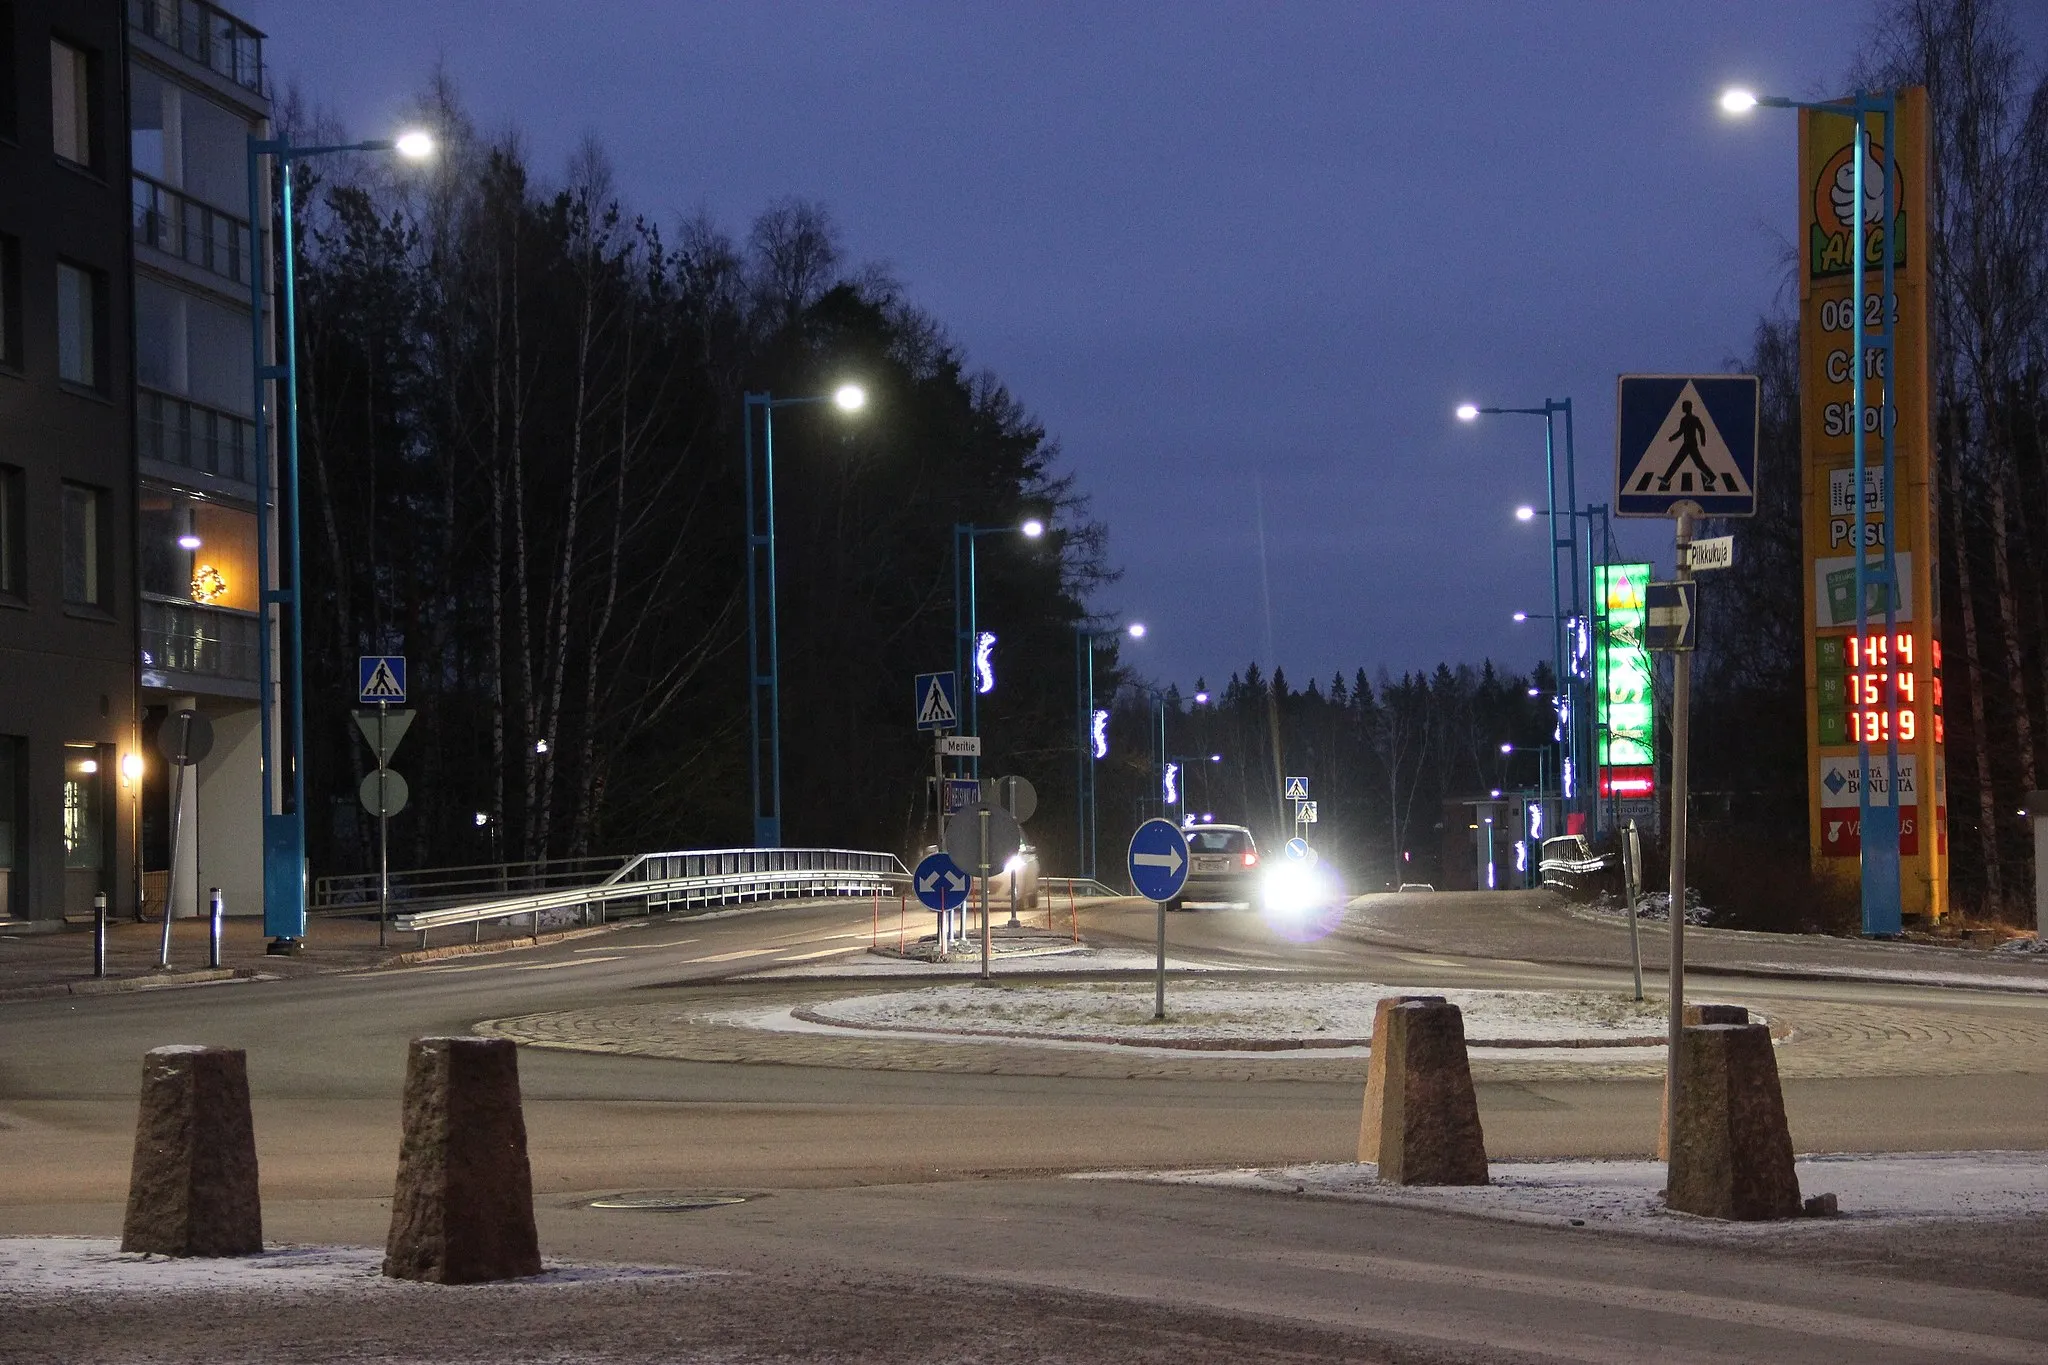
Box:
0;0;140;923
126;0;270;922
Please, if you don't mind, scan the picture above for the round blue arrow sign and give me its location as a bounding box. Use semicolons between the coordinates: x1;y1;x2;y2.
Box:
913;851;971;912
1126;818;1190;903
1285;837;1309;861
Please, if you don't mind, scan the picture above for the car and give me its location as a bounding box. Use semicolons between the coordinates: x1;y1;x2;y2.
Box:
1172;823;1262;909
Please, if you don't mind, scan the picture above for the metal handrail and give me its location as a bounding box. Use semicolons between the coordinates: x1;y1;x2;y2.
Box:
387;847;908;941
313;853;628;914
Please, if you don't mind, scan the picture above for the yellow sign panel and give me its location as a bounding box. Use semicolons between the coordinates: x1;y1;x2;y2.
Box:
1798;88;1946;919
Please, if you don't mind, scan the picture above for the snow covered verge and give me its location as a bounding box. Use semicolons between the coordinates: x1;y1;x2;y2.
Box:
1083;1151;2048;1238
715;980;1734;1051
0;1240;717;1298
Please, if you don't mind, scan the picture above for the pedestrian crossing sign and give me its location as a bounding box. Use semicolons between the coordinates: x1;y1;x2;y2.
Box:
358;655;407;704
1284;776;1309;800
1615;375;1759;518
914;671;959;732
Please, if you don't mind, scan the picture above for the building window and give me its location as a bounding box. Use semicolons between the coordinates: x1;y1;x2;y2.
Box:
140;490;257;611
49;36;94;169
62;482;104;608
0;6;17;144
0;233;20;368
62;743;106;872
55;260;101;388
0;735;21;919
0;464;22;600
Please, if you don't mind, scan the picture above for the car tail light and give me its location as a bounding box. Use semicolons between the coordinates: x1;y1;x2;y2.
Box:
1242;851;1259;867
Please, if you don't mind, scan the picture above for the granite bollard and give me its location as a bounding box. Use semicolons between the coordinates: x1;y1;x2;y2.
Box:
383;1036;542;1284
1657;1004;1750;1159
1664;1022;1802;1221
121;1045;263;1257
1359;998;1488;1185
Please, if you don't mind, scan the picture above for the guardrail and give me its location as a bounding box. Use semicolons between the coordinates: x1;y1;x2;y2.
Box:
314;853;629;918
388;847;907;948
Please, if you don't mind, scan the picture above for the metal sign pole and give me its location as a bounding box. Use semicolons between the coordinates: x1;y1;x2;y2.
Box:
1665;507;1696;1156
159;714;191;970
978;807;992;981
1154;896;1167;1020
377;703;390;949
1624;819;1645;1002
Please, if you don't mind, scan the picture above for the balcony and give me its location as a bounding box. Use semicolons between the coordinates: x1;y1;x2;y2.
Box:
128;0;266;97
134;174;254;289
138;386;259;487
141;596;261;691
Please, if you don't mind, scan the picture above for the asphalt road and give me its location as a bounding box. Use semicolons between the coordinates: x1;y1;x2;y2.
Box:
3;890;2045;1362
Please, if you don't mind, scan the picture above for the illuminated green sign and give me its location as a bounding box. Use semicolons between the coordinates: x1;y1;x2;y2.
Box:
1594;563;1654;769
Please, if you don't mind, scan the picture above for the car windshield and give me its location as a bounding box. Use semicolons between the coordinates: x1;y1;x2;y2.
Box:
1187;830;1247;854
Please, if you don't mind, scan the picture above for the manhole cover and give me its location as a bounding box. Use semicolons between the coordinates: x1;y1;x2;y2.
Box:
588;1193;752;1211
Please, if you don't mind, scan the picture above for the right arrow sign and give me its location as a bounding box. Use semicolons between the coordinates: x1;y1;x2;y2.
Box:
1645;579;1698;652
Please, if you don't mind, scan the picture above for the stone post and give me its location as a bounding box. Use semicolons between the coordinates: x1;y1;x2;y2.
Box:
121;1045;263;1257
383;1036;542;1283
1359;998;1488;1185
1657;1004;1749;1159
1665;1023;1802;1221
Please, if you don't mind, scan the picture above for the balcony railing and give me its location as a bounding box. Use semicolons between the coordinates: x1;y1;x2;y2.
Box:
141;597;262;686
133;174;254;288
138;386;259;487
128;0;266;96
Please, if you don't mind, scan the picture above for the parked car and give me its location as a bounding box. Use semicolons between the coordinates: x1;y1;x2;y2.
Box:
1173;823;1261;909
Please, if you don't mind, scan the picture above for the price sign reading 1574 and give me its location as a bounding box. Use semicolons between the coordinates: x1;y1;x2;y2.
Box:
1816;632;1945;747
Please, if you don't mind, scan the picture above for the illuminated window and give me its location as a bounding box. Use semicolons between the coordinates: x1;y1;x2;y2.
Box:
140;491;257;610
50;37;95;169
61;482;104;607
62;743;106;871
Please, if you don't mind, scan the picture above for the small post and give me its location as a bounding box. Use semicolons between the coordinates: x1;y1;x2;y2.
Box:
1666;506;1696;1161
377;704;390;950
207;887;223;969
978;807;992;981
1624;820;1644;1002
1154;893;1167;1020
93;891;108;978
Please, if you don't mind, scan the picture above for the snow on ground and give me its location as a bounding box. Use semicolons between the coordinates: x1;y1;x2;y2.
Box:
1741;962;2048;991
748;946;1255;980
1084;1151;2048;1238
710;980;1719;1056
0;1239;716;1298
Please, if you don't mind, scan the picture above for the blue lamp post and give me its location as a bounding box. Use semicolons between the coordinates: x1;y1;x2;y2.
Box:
247;127;433;952
1461;398;1582;827
1721;85;1902;937
1074;621;1145;879
952;517;1046;777
741;383;866;848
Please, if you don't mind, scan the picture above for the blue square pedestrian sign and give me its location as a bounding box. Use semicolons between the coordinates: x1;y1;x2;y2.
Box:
914;671;959;732
1615;375;1759;518
359;655;407;704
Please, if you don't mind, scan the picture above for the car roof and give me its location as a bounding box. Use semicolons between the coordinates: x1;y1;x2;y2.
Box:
1185;823;1254;837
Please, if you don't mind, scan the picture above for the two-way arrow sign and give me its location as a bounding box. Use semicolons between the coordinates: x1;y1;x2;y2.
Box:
1645;579;1697;652
918;868;969;895
912;851;972;912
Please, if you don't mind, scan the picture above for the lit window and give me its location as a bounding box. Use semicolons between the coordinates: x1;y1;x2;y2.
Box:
62;483;102;607
62;744;105;871
50;39;94;169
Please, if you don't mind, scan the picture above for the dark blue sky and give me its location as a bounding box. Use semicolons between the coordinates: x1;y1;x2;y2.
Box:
241;1;2046;693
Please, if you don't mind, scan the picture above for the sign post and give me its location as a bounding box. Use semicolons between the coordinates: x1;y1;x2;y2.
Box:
1661;509;1699;1158
913;850;971;958
1127;818;1190;1020
944;801;1021;981
353;703;415;948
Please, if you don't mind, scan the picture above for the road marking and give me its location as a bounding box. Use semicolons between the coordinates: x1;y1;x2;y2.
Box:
573;939;696;953
687;948;775;963
514;955;624;971
776;946;859;962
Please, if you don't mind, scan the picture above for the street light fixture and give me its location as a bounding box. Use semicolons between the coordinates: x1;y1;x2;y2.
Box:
247;126;435;952
954;516;1050;775
742;383;867;847
1075;621;1146;878
1514;505;1537;522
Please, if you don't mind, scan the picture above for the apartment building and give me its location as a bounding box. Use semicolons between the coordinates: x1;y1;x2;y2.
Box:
0;0;139;923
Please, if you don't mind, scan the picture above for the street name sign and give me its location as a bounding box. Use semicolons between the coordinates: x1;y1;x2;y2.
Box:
1127;818;1190;903
913;851;971;913
359;655;408;704
1687;535;1735;571
1645;580;1699;652
936;735;981;757
1615;376;1760;518
914;671;959;731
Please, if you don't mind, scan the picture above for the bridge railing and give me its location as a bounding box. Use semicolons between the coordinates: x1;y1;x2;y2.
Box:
384;847;908;947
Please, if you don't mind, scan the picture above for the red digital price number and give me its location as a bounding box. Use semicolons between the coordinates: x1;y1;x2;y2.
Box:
1841;632;1945;745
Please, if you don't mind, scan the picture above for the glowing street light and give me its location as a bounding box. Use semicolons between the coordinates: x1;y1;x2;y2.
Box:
1719;88;1761;115
1455;402;1480;422
1515;505;1537;522
1020;517;1045;538
394;129;435;159
1126;622;1147;639
832;382;866;412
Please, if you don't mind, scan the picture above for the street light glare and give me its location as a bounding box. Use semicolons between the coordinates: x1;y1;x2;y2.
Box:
1512;611;1529;622
1455;403;1480;422
1020;517;1045;538
1126;622;1147;639
394;129;435;159
1719;88;1759;115
1514;505;1536;521
833;383;866;412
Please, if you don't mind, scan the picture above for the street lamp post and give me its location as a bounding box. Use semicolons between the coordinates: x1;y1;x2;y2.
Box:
953;518;1045;780
1460;398;1584;830
741;383;865;848
1074;621;1144;879
247;127;432;953
1721;85;1903;936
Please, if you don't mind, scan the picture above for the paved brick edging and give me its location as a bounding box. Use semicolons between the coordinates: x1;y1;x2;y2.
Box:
0;967;247;1004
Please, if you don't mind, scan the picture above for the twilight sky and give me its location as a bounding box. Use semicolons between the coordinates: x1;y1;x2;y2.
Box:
238;1;2047;693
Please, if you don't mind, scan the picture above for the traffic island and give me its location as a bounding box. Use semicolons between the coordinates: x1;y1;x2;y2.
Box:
383;1036;542;1284
1359;998;1489;1185
120;1045;263;1257
1664;1022;1802;1221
